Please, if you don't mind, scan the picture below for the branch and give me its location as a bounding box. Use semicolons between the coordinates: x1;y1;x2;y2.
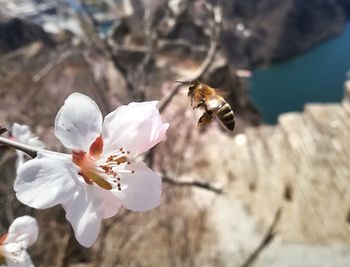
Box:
32;50;73;82
157;1;223;113
0;126;8;135
0;136;223;194
0;137;65;160
133;4;158;101
163;176;223;194
82;52;113;114
158;39;208;52
81;4;136;94
240;207;282;267
0;136;38;158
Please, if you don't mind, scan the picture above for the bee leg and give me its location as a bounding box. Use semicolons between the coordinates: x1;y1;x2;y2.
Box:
198;111;212;128
203;102;210;113
193;100;205;109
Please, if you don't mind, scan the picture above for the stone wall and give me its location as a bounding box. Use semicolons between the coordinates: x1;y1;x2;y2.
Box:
176;81;350;266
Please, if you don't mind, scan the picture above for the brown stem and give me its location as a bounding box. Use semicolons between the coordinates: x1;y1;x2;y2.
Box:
0;136;38;158
157;1;223;113
240;208;283;267
163;176;223;194
0;126;8;135
81;4;136;94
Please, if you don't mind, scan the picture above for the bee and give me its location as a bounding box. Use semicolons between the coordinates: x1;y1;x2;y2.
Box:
178;80;235;131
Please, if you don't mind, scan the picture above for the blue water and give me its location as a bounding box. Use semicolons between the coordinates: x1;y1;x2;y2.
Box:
251;23;350;124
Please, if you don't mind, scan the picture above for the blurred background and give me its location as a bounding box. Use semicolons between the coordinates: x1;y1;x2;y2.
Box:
0;0;350;266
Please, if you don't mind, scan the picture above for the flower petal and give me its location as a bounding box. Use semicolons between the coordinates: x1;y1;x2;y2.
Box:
27;137;45;148
15;151;25;171
12;123;31;143
54;93;103;151
3;246;34;267
102;101;169;157
5;216;38;248
94;187;122;219
63;187;103;247
14;153;78;209
115;162;161;212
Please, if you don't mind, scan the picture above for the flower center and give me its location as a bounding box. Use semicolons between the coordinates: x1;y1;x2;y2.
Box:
72;136;135;191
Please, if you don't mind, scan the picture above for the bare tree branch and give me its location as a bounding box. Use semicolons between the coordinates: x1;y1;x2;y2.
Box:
0;136;38;158
0;126;8;135
240;207;283;267
157;1;223;113
80;4;136;94
0;137;64;159
163;176;223;194
32;50;74;83
133;4;158;101
82;52;113;114
0;137;222;194
54;232;71;267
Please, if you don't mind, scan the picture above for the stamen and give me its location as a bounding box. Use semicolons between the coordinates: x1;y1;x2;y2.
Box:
79;172;93;185
73;145;134;190
116;169;135;174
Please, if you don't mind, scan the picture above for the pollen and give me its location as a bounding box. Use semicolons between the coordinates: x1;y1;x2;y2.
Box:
73;146;135;191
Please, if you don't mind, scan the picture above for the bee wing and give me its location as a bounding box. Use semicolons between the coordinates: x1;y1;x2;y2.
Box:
215;88;231;97
205;96;224;110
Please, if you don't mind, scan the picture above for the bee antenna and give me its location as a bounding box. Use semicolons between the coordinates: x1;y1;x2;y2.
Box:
174;80;189;85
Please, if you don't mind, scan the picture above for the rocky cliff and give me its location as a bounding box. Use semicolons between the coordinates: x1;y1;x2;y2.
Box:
145;80;350;267
1;0;350;68
223;0;350;66
0;18;54;55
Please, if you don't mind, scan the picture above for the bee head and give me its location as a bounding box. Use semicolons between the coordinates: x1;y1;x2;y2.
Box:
187;81;199;97
174;80;200;97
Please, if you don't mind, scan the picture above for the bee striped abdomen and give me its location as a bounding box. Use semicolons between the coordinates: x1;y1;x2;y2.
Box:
215;103;235;131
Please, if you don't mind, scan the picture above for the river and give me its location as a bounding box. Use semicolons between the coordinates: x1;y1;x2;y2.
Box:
251;23;350;124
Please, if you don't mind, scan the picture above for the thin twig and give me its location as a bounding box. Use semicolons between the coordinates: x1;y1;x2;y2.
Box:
157;1;223;113
0;136;38;158
163;176;223;194
0;126;8;135
134;4;157;101
82;52;113;114
81;4;136;94
0;136;222;194
240;207;283;267
32;50;74;82
0;137;64;159
54;232;71;267
158;39;208;52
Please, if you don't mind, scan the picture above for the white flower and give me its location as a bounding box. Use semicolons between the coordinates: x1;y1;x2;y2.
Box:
11;123;45;170
14;93;169;247
0;216;38;267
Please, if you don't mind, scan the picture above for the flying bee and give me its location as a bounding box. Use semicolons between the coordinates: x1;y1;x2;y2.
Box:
177;80;235;131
